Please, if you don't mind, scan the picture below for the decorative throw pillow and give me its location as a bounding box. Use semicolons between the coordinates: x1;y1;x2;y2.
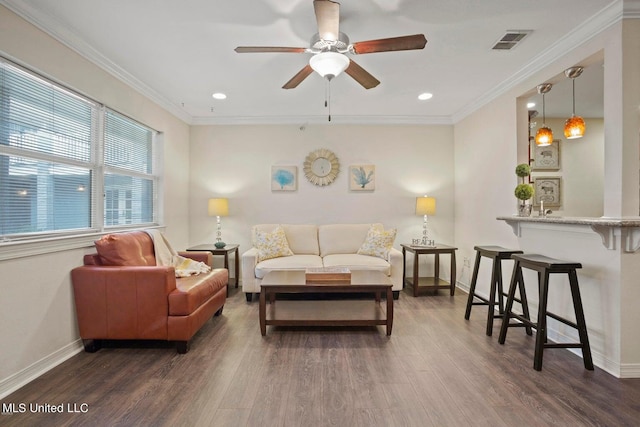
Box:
254;225;294;262
357;226;397;260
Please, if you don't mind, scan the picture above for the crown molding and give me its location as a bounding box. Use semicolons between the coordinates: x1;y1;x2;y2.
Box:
0;0;192;124
191;114;453;126
451;0;622;123
623;0;640;17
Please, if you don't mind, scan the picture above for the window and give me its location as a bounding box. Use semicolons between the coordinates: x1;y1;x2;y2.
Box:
0;57;160;244
104;109;157;227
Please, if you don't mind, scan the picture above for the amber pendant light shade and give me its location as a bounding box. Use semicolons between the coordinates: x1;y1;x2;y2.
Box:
536;126;554;146
535;83;553;147
564;115;586;139
563;66;586;139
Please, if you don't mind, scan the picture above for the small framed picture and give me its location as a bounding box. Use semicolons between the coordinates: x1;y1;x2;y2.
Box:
271;166;297;191
349;164;375;191
531;139;560;170
533;176;561;207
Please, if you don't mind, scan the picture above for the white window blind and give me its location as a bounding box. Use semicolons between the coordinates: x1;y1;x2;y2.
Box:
0;57;160;241
104;110;157;227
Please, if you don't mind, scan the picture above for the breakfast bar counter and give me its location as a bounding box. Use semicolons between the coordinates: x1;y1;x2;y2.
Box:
495;215;640;378
497;215;640;252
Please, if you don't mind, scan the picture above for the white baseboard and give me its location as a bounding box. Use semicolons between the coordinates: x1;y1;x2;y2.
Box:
619;363;640;378
0;339;84;400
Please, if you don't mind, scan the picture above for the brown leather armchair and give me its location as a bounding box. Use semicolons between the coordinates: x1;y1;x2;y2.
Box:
71;231;227;353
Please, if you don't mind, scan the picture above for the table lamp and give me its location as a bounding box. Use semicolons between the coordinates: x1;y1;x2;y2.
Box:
415;196;436;246
208;198;229;248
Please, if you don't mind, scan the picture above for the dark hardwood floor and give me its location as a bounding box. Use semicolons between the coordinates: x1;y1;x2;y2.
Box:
2;287;640;427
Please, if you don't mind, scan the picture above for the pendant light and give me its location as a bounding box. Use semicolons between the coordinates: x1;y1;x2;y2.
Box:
535;83;553;147
564;66;586;139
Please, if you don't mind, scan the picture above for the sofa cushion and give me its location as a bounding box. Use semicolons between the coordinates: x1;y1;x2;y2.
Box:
254;225;294;262
169;268;228;316
281;224;319;255
253;224;319;255
318;223;382;257
322;254;391;275
357;226;397;259
255;255;323;279
94;231;156;266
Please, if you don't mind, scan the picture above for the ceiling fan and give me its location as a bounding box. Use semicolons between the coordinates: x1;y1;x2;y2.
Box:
234;0;427;90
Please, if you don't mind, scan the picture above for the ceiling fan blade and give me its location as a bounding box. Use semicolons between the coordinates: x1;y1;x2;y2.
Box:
344;60;380;89
235;46;307;53
282;65;314;89
314;0;340;41
352;34;427;54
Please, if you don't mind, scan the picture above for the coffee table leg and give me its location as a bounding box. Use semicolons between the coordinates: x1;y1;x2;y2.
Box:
386;287;393;336
259;290;266;336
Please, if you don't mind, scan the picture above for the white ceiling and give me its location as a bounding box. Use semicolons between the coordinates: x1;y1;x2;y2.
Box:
1;0;617;125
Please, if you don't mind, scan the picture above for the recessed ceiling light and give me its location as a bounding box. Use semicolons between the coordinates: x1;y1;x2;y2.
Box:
418;92;433;101
212;92;227;100
527;102;536;108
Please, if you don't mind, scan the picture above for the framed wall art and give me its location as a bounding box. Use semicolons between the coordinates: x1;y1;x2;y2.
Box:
349;164;375;191
271;166;297;191
530;139;560;170
533;176;561;207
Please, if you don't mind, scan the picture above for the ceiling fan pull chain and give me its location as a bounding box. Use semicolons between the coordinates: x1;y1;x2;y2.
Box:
325;77;332;121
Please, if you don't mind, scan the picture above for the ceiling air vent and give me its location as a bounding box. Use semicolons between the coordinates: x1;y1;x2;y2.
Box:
492;30;531;50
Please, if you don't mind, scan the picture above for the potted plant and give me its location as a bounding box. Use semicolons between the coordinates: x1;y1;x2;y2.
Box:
514;163;534;216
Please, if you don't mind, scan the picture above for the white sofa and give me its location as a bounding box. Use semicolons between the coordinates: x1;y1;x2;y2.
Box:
241;223;403;302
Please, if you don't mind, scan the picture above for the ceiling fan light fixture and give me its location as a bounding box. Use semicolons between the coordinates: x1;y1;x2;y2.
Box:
309;51;349;79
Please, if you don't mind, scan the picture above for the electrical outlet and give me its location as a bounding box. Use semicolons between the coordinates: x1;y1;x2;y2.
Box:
463;257;471;268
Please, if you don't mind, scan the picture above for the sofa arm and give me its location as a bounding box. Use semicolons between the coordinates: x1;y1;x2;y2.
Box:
178;251;212;265
71;265;177;340
241;247;259;292
388;247;404;291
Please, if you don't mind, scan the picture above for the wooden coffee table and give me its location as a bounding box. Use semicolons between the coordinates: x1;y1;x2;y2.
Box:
259;270;393;336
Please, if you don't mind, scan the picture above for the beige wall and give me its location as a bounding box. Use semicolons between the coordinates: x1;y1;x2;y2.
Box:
0;6;191;397
188;124;455;262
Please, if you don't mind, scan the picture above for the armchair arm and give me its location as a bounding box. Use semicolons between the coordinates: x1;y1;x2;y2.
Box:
71;265;177;340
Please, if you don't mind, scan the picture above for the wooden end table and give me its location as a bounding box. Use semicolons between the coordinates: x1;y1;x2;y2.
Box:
186;243;239;289
259;270;393;336
401;243;458;297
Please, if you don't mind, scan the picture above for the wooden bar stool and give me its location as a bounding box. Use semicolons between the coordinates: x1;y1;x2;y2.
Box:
464;246;531;336
498;253;594;371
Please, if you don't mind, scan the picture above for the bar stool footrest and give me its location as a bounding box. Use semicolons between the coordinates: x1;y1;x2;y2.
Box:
544;343;584;349
546;311;579;330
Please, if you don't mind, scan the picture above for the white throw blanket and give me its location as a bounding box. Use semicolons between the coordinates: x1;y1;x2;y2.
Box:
145;230;211;278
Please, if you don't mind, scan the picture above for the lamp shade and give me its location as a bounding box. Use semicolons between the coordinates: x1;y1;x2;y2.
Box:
564;115;586;139
535;126;553;146
415;196;436;215
309;51;350;78
208;198;228;217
